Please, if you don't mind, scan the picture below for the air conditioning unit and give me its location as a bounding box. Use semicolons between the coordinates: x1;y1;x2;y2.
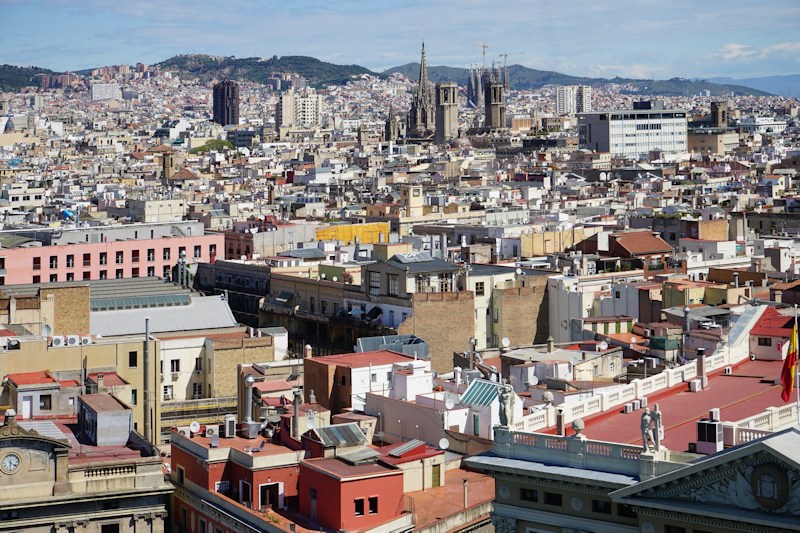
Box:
640;397;648;408
164;392;173;401
623;403;634;414
223;414;236;438
723;367;732;375
172;372;180;380
689;379;702;392
176;425;189;436
51;336;66;347
749;354;757;361
81;336;93;345
66;335;80;346
205;426;217;438
632;400;641;410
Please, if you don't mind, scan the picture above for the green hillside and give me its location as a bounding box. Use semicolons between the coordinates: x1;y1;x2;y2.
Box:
157;54;374;87
0;64;58;92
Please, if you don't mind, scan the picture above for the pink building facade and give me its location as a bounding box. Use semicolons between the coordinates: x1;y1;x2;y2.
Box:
0;234;222;285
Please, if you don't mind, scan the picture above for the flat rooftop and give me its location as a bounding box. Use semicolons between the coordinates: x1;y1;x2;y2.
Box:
577;359;787;452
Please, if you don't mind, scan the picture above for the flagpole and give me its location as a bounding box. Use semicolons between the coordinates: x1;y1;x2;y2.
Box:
796;304;799;428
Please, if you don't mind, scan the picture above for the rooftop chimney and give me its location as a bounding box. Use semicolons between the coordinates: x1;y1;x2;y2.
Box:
3;409;17;427
244;374;255;423
96;373;105;391
547;336;555;353
309;389;316;404
292;389;301;440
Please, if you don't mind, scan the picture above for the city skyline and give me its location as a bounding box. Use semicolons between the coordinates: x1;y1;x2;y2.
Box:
2;0;799;80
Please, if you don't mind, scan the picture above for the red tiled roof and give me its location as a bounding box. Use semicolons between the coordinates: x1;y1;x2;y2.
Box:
749;307;794;338
88;372;129;387
7;371;57;386
308;350;417;368
613;231;673;256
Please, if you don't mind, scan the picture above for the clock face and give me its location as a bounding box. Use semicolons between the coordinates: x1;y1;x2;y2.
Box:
1;453;20;474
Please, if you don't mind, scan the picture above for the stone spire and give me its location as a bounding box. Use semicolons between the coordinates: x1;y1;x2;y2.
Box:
408;42;436;137
418;42;429;91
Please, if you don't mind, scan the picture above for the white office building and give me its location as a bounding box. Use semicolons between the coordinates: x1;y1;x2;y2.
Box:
90;82;122;101
578;101;688;159
556;85;592;115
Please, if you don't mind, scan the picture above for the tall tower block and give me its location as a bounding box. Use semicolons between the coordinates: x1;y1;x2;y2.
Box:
435;82;458;144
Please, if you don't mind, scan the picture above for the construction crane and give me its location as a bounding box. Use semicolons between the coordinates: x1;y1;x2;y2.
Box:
497;52;523;91
475;41;489;68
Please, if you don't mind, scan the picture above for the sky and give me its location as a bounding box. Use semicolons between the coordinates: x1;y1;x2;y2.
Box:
2;0;799;80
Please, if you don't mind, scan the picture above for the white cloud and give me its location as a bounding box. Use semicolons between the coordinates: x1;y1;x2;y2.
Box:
714;41;800;62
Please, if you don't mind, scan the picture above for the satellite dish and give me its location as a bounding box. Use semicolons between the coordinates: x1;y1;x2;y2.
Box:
569;356;580;366
321;273;327;279
438;438;450;450
501;337;511;348
529;376;539;386
332;276;338;282
598;341;609;351
515;268;522;275
630;336;638;344
189;421;201;434
444;398;455;410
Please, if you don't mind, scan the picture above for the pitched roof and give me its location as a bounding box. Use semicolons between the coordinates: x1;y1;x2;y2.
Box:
613;231;673;256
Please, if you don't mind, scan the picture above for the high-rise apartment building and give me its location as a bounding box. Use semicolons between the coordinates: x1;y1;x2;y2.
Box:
578;100;688;159
212;79;240;126
275;88;323;131
556;85;592;115
434;82;459;143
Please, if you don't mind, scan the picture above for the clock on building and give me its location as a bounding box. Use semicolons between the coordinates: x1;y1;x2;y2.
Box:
1;452;20;474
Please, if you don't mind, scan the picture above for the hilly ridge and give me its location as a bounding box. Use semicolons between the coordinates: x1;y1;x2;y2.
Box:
383;63;772;97
0;54;775;96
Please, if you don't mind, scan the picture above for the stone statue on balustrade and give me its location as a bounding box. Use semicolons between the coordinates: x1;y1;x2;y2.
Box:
641;407;656;451
498;384;513;427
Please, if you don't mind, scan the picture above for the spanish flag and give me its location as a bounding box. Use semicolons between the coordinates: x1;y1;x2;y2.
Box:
781;319;798;403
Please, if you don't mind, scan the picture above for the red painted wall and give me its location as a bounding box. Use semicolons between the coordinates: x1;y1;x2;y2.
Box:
298;462;404;531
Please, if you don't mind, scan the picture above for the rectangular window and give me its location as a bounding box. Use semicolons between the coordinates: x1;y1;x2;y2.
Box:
132;268;139;278
147;248;155;261
99;270;107;280
83;253;91;266
371;373;377;383
369;271;380;295
388;274;399;296
163;385;173;400
147;266;155;277
757;337;772;346
131;389;138;405
33;257;41;270
39;394;52;410
199;520;207;533
520;488;538;502
66;273;74;281
115;251;123;264
664;527;686;533
66;254;74;268
475;282;485;296
170;360;180;372
32;275;40;283
115;269;123;279
192;383;202;398
194;245;201;258
49;255;58;268
163;248;171;261
131;250;140;263
83;271;91;280
368;496;378;514
194;357;203;372
309;296;315;313
592;499;612;514
321;301;328;315
100;252;107;265
50;274;58;282
129;351;138;367
354;498;365;516
543;492;562;506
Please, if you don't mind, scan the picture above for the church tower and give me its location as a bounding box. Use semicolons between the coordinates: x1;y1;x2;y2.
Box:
435;82;458;144
407;43;436;138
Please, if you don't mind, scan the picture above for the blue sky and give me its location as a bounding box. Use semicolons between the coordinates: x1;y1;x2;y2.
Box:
2;0;799;80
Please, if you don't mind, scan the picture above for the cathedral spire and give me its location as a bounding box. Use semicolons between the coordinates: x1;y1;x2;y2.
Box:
418;42;428;90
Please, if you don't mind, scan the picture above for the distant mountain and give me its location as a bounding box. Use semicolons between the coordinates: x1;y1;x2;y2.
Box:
0;64;58;92
707;74;800;98
383;63;772;97
156;54;374;87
